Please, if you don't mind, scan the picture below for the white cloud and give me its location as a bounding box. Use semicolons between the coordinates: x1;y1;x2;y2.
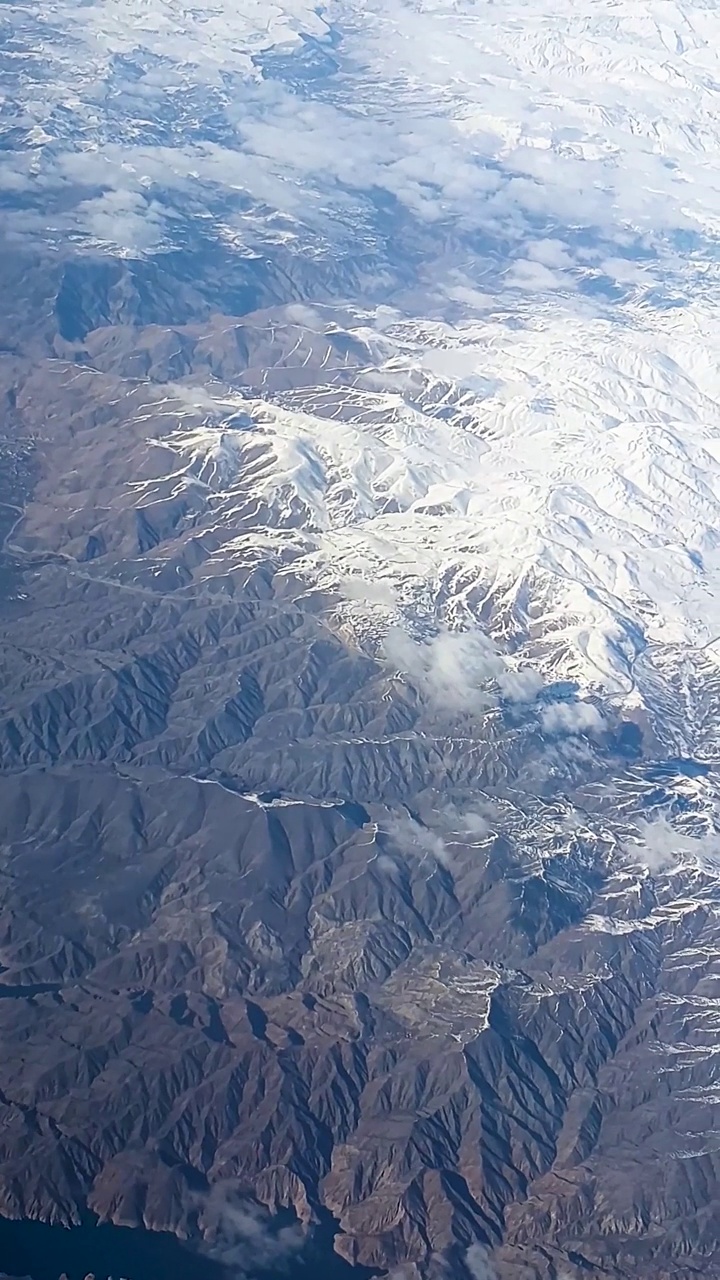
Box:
341;576;398;607
528;240;577;271
201;1184;303;1276
73;188;169;253
383;626;503;715
627;816;720;874
440;803;494;840
507;259;571;292
627;816;682;873
284;303;324;329
341;0;720;274
6;0;720;295
383;625;542;714
496;666;544;704
384;813;451;868
465;1243;496;1280
375;852;403;876
540;700;605;737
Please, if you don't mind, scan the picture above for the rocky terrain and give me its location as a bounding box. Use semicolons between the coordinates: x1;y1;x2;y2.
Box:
0;234;719;1280
4;0;720;1277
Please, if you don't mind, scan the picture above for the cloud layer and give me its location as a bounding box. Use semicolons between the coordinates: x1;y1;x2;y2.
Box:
4;0;720;303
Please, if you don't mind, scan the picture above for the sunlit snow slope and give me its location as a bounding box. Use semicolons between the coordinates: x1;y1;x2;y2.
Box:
170;301;720;707
5;0;720;749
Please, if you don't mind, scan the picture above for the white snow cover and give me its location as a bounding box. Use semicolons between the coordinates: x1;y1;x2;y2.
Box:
5;0;720;737
163;291;720;723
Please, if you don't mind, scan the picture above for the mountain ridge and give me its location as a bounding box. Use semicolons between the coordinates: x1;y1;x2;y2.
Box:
4;0;720;1275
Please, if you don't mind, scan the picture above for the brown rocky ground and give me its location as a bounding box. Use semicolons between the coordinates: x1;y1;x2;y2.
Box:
0;246;719;1280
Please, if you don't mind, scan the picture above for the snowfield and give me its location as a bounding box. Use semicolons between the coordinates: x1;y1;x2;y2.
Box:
5;0;720;744
157;290;720;749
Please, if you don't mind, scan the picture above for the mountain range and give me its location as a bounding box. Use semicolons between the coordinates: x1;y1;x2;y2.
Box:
2;1;720;1278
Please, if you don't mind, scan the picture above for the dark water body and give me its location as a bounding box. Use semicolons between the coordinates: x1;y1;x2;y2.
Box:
0;1217;223;1280
0;1216;380;1280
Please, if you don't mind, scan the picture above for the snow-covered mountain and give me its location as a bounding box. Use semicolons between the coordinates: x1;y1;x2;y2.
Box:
6;0;720;747
5;1;720;1278
41;289;720;761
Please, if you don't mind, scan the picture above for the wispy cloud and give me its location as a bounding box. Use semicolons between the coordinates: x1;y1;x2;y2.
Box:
380;799;499;873
383;812;451;869
383;625;541;716
201;1184;303;1278
440;802;494;840
383;626;502;715
627;815;720;874
384;1247;497;1280
464;1243;497;1280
